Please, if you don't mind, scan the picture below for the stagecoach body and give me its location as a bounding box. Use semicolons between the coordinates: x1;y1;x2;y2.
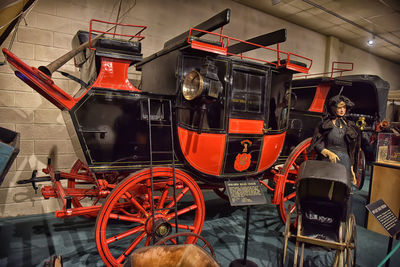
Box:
63;33;297;180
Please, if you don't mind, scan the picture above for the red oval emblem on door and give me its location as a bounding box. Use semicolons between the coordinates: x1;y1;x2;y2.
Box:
234;153;251;172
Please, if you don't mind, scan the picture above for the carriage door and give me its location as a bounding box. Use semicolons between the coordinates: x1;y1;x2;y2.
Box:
223;65;268;175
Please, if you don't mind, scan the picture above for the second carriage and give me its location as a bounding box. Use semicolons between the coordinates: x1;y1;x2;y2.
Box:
271;67;390;224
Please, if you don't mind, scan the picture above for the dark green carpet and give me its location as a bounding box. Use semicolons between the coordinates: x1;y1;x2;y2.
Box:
0;182;399;266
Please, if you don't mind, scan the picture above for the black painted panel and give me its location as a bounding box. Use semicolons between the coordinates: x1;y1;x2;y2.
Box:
222;135;262;175
71;89;173;169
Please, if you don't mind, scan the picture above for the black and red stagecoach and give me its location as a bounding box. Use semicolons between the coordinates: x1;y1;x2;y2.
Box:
2;8;388;266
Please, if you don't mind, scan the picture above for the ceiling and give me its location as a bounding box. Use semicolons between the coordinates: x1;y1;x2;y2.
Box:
234;0;400;65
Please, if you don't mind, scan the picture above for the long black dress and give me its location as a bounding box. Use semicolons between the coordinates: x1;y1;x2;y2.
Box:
310;118;359;179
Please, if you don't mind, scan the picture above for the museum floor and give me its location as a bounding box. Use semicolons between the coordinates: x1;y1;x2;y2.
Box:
0;176;399;267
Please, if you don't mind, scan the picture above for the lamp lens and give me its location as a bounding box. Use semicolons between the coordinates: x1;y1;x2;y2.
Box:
182;71;203;100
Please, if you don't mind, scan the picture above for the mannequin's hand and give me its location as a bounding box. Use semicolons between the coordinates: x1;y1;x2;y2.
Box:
351;167;357;185
321;149;340;163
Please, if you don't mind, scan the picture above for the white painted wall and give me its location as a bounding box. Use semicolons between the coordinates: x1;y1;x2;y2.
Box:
0;0;399;217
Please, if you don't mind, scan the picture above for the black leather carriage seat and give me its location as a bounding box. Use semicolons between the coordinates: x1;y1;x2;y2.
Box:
72;30;143;66
71;31;143;94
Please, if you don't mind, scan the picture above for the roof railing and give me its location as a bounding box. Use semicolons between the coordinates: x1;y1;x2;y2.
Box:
294;61;353;80
88;19;147;51
187;28;312;74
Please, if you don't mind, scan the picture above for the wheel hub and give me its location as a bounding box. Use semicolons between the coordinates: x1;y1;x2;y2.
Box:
145;213;172;238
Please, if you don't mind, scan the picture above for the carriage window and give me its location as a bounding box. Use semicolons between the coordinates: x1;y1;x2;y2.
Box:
231;70;264;116
269;71;292;131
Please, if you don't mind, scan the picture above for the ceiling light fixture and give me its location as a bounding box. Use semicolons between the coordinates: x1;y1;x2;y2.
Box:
367;36;375;46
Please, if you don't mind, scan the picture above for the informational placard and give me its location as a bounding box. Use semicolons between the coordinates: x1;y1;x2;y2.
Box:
224;180;267;206
366;199;400;237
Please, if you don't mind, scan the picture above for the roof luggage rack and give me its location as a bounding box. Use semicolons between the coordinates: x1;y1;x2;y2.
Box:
186;28;313;74
294;61;353;79
87;19;146;61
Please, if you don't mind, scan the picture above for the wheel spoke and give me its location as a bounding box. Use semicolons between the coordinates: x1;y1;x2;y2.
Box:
123;191;149;217
293;162;299;171
283;191;296;202
290;204;296;214
145;235;151;246
120;208;140;217
170;223;196;231
302;150;308;161
109;213;146;224
145;179;154;210
116;231;147;264
166;204;198;220
165;186;190;209
157;185;170;209
348;249;353;264
106;225;145;244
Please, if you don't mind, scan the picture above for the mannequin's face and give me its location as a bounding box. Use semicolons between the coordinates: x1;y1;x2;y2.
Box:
336;105;346;117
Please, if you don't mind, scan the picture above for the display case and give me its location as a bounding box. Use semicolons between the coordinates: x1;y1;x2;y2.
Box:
376;132;400;166
368;132;400;236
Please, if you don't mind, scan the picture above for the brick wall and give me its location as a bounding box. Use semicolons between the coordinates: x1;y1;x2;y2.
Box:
0;0;399;217
0;0;120;217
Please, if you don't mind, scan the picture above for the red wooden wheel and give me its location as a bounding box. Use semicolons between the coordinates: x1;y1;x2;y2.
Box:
276;138;314;224
67;160;99;217
213;187;229;201
95;167;205;267
67;160;131;218
354;149;366;190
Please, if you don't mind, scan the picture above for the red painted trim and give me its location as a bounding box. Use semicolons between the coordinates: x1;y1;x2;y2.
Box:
91;57;140;92
257;132;286;172
228;118;263;134
308;83;331;112
2;48;77;110
190;40;227;55
178;127;225;175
